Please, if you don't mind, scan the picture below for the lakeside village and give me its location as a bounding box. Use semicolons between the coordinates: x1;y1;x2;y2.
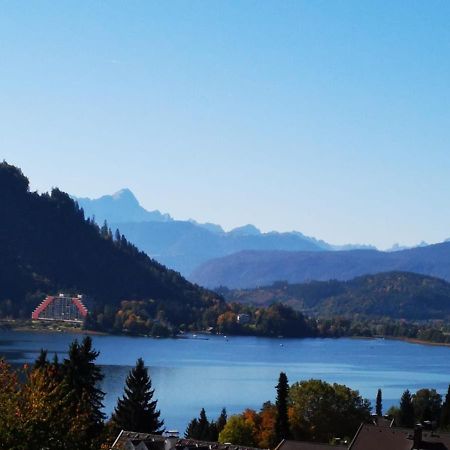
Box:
4;293;450;450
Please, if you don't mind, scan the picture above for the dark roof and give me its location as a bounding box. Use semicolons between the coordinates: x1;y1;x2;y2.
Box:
111;431;166;450
371;416;395;428
274;439;346;450
111;431;266;450
349;424;450;450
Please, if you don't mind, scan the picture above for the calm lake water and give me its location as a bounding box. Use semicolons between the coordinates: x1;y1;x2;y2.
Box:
1;330;450;433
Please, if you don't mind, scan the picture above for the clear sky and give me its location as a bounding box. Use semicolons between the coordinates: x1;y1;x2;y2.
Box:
1;1;449;249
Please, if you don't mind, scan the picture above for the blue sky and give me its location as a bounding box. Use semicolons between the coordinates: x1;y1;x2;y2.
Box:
1;1;449;249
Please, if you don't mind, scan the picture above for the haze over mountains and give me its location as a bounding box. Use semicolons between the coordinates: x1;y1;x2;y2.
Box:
191;244;450;289
75;189;376;275
74;189;450;289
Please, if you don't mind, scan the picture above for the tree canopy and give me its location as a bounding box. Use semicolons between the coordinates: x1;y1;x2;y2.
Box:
288;379;371;442
112;358;164;434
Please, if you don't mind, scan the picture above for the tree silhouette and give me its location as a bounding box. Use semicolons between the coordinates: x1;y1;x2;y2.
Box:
440;385;450;429
376;389;382;416
398;390;415;428
112;358;164;434
275;372;290;441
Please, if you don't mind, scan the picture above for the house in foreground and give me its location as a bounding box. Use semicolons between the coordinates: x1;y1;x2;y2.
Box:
348;423;450;450
112;423;450;450
275;440;346;450
111;431;265;450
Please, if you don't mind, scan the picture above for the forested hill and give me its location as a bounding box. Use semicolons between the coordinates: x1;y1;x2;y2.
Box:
220;272;450;320
0;162;222;320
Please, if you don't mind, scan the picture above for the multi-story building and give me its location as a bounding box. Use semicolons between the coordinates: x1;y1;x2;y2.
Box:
31;293;89;323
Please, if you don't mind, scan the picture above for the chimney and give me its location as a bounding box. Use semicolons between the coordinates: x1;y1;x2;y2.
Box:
413;424;422;449
164;430;179;450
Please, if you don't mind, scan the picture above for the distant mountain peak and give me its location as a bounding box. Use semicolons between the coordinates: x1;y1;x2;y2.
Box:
74;189;172;225
112;188;138;202
229;224;261;236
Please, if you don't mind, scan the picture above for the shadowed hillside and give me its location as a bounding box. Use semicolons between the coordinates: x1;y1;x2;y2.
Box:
0;162;221;320
221;272;450;320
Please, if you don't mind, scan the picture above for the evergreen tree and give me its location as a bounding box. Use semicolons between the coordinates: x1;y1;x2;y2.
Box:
398;389;415;428
440;385;450;429
185;408;220;441
376;389;382;416
198;408;210;439
34;349;49;369
112;358;164;434
185;418;200;439
217;408;227;433
275;372;290;441
61;336;106;449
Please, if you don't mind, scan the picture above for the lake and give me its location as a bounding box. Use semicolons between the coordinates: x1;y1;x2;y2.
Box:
1;330;450;433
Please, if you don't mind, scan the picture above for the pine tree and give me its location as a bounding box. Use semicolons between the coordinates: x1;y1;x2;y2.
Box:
376;389;382;416
112;358;164;434
275;372;290;442
217;408;227;433
185;418;200;439
185;408;209;440
185;408;221;441
198;408;210;439
398;389;415;428
440;385;450;429
34;349;49;369
61;337;106;449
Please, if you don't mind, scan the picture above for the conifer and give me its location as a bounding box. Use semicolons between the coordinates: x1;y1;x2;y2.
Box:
398;389;415;428
376;389;382;416
112;358;164;434
440;385;450;429
217;408;227;433
275;372;290;441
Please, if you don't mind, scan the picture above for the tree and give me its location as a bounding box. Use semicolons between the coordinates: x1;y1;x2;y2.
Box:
257;402;278;449
0;359;20;449
288;379;371;442
61;337;106;449
218;415;257;447
376;389;382;416
185;408;219;441
398;390;415;428
412;388;442;423
185;417;200;439
34;349;49;369
275;372;290;442
386;405;400;424
217;408;227;434
112;358;164;434
441;385;450;429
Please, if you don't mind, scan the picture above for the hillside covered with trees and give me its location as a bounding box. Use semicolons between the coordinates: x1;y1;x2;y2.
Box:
0;162;223;325
220;272;450;320
0;162;318;338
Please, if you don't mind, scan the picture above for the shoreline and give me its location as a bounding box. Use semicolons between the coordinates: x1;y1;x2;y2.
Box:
2;322;450;348
0;320;108;336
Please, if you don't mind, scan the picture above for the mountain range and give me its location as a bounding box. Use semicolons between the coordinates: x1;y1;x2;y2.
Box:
74;189;375;276
191;243;450;289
